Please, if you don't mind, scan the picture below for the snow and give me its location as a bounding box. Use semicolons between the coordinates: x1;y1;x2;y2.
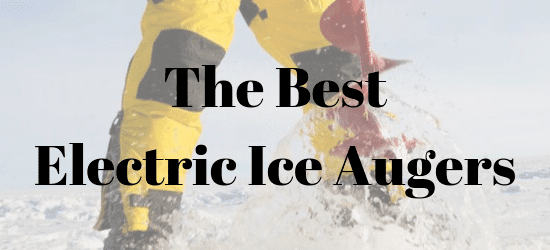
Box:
0;156;549;249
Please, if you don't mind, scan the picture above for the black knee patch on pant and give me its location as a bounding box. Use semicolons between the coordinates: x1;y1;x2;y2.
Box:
291;46;362;102
240;0;260;25
136;29;226;112
240;0;267;25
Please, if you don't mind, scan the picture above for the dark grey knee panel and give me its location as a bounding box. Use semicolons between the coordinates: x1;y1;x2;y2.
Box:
240;0;268;26
136;29;226;112
291;46;362;101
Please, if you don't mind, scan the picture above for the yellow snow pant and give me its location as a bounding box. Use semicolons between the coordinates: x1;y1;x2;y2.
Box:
96;0;402;234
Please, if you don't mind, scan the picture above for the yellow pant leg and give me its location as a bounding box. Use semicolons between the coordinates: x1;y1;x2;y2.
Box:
118;102;202;233
96;0;240;233
245;0;335;69
244;0;349;178
243;0;404;202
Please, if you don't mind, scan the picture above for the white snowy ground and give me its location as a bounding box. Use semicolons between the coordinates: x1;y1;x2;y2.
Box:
0;156;548;250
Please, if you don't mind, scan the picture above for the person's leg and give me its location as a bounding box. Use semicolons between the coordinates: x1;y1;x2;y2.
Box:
242;0;406;204
242;0;362;172
95;0;240;249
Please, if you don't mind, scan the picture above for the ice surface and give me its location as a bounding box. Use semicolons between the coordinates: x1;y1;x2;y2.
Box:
1;155;549;249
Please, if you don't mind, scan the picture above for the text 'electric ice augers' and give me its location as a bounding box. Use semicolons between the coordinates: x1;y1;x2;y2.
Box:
320;0;407;79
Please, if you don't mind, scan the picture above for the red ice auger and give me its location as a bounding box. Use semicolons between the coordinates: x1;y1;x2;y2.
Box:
318;0;422;163
320;0;407;79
